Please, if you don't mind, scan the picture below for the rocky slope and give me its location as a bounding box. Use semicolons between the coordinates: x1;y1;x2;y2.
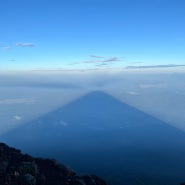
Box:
0;143;106;185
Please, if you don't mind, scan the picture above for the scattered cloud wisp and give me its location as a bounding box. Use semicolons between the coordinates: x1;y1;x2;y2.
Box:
89;55;105;58
83;57;122;64
14;115;22;121
16;43;35;47
0;97;37;105
2;46;11;51
126;64;185;69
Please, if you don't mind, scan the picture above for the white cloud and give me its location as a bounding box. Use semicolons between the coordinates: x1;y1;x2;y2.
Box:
127;91;139;95
139;83;166;89
14;115;22;121
0;98;36;105
16;43;35;47
126;64;185;69
2;46;11;51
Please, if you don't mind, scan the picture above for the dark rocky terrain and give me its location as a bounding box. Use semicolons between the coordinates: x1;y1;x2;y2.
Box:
0;142;107;185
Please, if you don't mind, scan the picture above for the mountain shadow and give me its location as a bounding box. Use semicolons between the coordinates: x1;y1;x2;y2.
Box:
1;91;185;185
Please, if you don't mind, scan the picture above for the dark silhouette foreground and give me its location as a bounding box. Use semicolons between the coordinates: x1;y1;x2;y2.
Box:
0;143;106;185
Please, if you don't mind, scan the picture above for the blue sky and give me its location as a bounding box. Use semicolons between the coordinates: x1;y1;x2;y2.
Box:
0;0;185;70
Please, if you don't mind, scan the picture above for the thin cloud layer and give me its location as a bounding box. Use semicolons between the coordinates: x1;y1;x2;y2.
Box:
89;55;105;58
2;46;11;51
0;98;36;105
139;83;166;89
14;115;22;121
127;91;140;96
103;57;121;62
16;43;35;47
95;63;109;67
8;59;16;62
0;42;11;51
126;64;185;69
0;42;6;47
69;56;122;67
83;56;122;64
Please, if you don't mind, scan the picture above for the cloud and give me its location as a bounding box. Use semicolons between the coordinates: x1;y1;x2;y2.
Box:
83;60;101;64
1;46;11;51
103;57;121;62
68;55;122;66
59;120;68;127
83;57;121;64
129;61;144;65
14;115;22;121
0;98;36;105
0;42;5;46
127;91;139;95
0;42;11;51
126;64;185;69
8;59;16;62
95;63;109;67
16;43;35;47
89;55;105;58
139;83;166;89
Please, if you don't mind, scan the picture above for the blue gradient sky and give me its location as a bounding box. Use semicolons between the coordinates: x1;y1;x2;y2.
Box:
0;0;185;70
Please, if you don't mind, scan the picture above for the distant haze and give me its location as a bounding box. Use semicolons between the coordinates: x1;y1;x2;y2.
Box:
0;67;185;134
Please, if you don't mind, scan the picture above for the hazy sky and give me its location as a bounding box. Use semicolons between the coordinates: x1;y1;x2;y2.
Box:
0;0;185;70
0;69;185;134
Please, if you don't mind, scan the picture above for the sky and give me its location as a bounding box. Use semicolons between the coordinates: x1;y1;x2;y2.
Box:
0;0;185;70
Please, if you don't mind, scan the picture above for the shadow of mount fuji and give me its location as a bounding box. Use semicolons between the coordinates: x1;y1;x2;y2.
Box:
1;91;185;185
